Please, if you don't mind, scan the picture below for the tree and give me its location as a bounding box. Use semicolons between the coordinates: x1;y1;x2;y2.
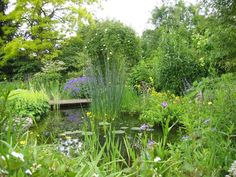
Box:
142;1;204;94
84;20;141;68
0;0;98;80
201;0;236;73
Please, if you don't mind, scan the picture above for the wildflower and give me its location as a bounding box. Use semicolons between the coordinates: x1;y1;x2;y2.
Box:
86;112;92;117
20;140;26;145
161;101;168;108
140;124;149;131
11;151;24;162
25;169;32;175
148;140;155;148
208;101;213;105
92;173;99;177
154;156;161;162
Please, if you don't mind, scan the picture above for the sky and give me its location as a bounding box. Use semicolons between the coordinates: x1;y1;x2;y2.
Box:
93;0;197;35
6;0;197;36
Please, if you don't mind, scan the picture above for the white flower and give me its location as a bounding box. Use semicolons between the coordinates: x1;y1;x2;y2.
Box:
92;173;99;177
1;155;6;160
78;142;83;150
11;151;24;162
154;156;161;162
25;169;32;175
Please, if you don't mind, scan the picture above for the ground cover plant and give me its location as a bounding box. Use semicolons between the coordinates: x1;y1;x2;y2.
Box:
1;0;236;176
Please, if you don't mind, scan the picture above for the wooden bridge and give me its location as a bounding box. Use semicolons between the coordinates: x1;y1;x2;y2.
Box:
49;99;91;108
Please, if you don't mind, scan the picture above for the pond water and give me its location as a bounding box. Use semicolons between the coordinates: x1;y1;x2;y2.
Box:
32;106;180;145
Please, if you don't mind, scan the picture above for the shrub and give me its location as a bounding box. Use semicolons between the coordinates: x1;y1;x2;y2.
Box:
129;59;155;94
84;20;141;68
8;89;50;121
139;89;182;125
153;49;202;95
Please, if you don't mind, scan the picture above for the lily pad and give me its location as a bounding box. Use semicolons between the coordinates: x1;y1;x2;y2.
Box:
131;127;141;131
120;126;129;130
112;130;125;135
98;122;111;126
59;130;83;136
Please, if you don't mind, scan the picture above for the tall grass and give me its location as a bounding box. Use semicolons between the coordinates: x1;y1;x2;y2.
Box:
87;58;126;121
29;80;61;110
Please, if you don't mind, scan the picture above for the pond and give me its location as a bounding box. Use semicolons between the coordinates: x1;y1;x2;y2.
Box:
32;106;180;146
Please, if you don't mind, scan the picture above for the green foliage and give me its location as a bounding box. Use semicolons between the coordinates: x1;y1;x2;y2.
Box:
58;36;89;77
85;20;141;68
154;48;202;94
142;1;205;94
0;0;98;81
129;59;155;93
8;89;50;121
32;60;66;83
120;85;141;113
138;73;236;176
140;90;182;125
88;58;126;121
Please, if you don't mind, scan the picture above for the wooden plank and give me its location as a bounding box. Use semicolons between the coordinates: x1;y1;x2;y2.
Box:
49;99;91;106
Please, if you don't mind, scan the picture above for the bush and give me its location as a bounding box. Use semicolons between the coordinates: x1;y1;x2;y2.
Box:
140;89;182;125
129;59;154;94
153;49;202;95
8;89;50;121
85;20;141;68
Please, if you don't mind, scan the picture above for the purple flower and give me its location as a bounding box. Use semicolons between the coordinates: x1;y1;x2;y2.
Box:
148;139;155;147
161;101;168;108
64;76;89;94
140;124;149;131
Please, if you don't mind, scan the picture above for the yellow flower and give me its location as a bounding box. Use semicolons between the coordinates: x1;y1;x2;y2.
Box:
86;112;92;117
20;140;26;145
208;101;213;105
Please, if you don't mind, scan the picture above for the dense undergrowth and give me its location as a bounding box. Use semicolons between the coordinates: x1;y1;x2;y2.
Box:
1;0;236;176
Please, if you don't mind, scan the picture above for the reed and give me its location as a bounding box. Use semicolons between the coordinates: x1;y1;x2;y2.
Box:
87;58;126;121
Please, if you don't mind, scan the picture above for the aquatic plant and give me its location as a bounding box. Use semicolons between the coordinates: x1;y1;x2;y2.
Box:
87;58;126;121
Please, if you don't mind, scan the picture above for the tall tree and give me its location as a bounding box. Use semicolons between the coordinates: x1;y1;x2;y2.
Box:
142;1;205;94
0;0;98;65
0;0;98;80
201;0;236;73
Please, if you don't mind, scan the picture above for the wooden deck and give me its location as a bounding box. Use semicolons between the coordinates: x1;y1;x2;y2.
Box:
49;99;91;106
